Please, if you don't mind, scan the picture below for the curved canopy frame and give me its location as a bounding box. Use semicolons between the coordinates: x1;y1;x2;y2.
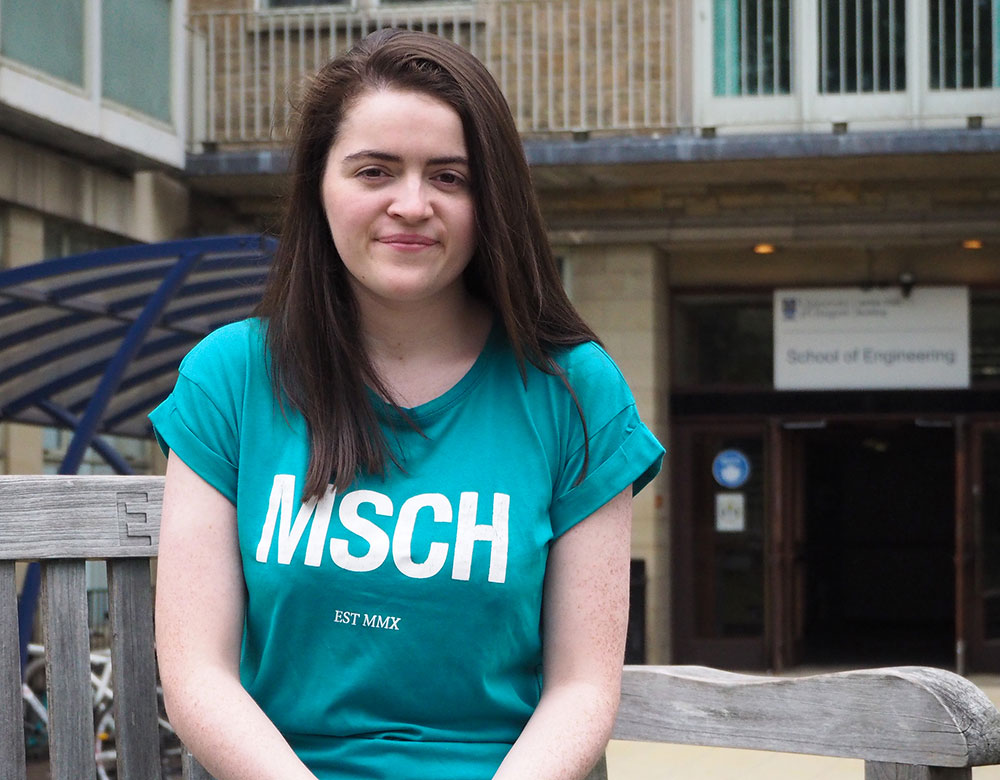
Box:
1;235;276;668
0;234;276;473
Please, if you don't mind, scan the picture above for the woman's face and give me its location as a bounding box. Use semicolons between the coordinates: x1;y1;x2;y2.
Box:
321;88;477;313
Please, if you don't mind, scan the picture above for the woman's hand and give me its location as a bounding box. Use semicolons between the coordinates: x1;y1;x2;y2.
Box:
156;452;318;780
492;487;632;780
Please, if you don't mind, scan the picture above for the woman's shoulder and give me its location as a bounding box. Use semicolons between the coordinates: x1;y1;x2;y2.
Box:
179;318;267;379
549;340;629;387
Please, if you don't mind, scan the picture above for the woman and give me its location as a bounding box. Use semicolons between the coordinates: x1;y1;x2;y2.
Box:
151;28;663;780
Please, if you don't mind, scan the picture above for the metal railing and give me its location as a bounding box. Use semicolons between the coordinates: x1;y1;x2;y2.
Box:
188;1;1000;148
188;0;676;147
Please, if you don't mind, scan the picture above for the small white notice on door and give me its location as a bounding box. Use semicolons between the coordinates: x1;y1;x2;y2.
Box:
715;492;746;533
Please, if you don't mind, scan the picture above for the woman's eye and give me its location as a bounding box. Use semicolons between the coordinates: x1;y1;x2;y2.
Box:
357;167;386;179
435;172;465;186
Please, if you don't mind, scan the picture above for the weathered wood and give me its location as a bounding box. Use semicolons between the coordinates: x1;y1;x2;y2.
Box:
865;762;971;779
183;748;217;780
41;560;96;778
0;475;163;560
613;665;1000;767
108;557;162;778
8;475;1000;780
0;562;26;780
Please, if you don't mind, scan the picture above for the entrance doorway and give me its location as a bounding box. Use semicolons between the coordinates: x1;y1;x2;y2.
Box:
672;418;960;671
798;424;955;667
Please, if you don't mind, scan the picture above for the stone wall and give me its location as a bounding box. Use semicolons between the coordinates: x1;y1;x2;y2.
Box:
562;243;672;663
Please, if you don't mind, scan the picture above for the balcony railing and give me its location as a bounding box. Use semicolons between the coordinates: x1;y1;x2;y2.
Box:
188;0;676;148
188;0;1000;150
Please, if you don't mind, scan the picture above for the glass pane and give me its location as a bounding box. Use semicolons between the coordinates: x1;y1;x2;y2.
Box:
971;293;1000;383
929;0;996;90
43;217;128;261
981;430;1000;639
102;0;172;122
694;434;765;638
714;0;792;96
819;0;906;93
672;296;773;387
0;0;85;86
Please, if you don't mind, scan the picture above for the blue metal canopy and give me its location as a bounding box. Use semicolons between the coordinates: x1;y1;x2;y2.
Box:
0;234;276;468
2;234;276;671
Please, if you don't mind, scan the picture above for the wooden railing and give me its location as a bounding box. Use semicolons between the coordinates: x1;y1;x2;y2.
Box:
187;1;677;148
3;474;1000;780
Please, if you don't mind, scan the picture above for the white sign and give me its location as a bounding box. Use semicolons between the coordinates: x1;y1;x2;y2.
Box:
774;287;969;390
715;493;746;533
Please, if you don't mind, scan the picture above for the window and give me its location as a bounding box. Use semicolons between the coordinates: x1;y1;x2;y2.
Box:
43;218;128;261
42;428;153;475
0;0;85;86
971;292;1000;383
714;0;792;96
819;0;906;93
929;0;998;89
102;0;173;123
672;295;774;387
266;0;350;6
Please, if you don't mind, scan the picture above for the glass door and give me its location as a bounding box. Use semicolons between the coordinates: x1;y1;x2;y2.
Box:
966;421;1000;671
672;422;768;669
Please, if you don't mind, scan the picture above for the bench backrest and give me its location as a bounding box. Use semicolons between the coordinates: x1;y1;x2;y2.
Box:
3;475;1000;780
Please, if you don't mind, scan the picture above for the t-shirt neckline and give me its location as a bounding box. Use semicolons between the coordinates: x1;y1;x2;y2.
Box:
369;319;502;423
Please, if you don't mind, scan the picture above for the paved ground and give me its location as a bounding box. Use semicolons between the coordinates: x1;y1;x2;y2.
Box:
24;674;1000;779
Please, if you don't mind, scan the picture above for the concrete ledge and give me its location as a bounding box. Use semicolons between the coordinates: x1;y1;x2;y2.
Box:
185;128;1000;177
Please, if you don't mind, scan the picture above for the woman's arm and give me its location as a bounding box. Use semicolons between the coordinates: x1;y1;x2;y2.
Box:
492;487;633;780
155;451;317;780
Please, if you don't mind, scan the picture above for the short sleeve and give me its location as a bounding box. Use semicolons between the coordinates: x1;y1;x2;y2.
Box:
548;345;665;538
148;323;252;504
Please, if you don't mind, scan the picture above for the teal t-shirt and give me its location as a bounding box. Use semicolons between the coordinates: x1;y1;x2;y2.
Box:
149;318;663;780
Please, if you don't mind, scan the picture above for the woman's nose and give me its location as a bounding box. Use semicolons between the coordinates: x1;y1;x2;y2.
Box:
387;178;433;221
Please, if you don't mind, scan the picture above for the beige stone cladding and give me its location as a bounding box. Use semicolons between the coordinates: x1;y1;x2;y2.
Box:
562;243;671;663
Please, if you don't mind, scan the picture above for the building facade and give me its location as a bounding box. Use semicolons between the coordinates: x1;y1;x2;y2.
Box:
2;0;1000;671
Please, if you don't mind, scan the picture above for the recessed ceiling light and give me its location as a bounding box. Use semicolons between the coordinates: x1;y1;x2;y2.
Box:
753;243;775;255
962;239;983;250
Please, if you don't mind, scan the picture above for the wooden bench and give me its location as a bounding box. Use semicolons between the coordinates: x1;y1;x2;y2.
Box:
3;475;1000;780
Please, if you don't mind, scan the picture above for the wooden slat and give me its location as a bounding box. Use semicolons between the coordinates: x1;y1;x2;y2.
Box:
865;762;971;779
42;560;96;778
108;558;162;778
183;748;217;780
0;475;163;560
0;562;27;780
614;665;1000;767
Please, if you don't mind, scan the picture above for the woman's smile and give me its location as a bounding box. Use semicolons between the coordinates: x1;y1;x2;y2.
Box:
376;233;439;249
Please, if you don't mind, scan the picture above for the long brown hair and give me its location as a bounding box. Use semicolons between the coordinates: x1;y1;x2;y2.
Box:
256;28;598;500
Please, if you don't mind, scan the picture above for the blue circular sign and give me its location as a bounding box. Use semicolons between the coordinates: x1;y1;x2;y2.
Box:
712;449;750;489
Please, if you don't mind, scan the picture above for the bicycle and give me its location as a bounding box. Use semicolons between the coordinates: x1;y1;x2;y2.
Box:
21;642;182;779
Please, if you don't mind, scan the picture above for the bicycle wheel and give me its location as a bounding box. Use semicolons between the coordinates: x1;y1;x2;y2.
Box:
22;657;49;761
94;703;117;780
